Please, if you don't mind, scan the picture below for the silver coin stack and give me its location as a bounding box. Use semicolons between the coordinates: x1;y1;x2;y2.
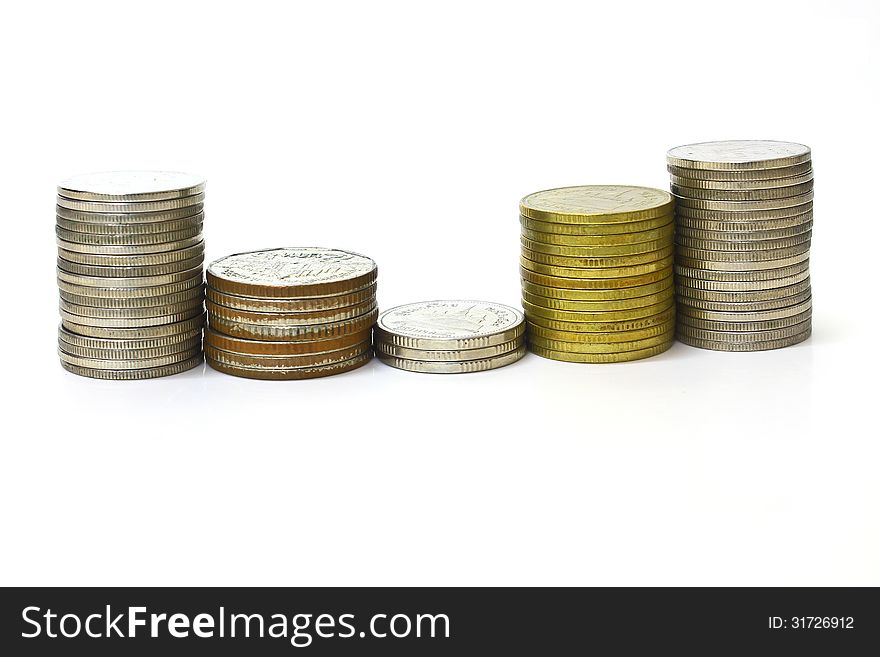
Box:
374;301;526;373
667;141;813;351
56;171;206;379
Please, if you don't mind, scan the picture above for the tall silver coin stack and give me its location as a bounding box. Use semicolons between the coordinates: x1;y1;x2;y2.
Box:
56;171;206;379
666;141;813;351
374;301;526;373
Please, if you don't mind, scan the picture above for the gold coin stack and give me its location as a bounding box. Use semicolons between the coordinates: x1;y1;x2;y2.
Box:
519;185;675;362
204;247;377;379
667;140;813;351
56;171;206;379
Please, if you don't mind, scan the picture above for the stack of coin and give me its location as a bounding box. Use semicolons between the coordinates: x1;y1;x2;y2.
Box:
374;301;525;373
519;185;675;362
56;171;206;379
204;247;377;379
667;141;813;351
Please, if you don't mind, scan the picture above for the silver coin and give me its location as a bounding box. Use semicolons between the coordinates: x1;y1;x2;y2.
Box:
57;241;205;266
207;247;377;297
667;161;813;181
674;190;813;212
675;261;809;283
57;235;204;255
375;300;525;349
675;221;813;242
60;297;203;319
59;332;202;360
57;274;204;298
675;236;811;255
677;309;811;332
56;223;203;245
675;252;809;272
58;324;202;350
61;313;205;340
666;140;811;170
58;171;205;202
60;306;204;328
60;354;203;379
60;285;204;309
56;192;205;213
56;203;204;224
676;297;812;323
675;278;811;302
56;212;205;236
57;264;203;288
671;181;813;201
374;338;524;362
677;327;811;352
677;287;811;312
676;319;812;344
376;344;526;374
675;204;813;223
669;171;813;190
57;255;205;278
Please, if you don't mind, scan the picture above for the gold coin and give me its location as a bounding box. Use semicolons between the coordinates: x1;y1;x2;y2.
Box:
521;245;673;268
521;254;673;279
527;319;675;343
522;298;673;323
521;214;673;235
521;266;671;290
520;185;673;223
525;306;675;333
521;222;673;246
522;288;672;312
521;236;671;257
528;331;671;354
521;276;672;301
207;350;371;380
529;341;673;363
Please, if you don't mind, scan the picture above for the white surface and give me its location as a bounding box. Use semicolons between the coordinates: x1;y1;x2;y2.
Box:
1;0;878;586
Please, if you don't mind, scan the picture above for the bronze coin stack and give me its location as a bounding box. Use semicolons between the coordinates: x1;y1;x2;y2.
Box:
56;171;206;379
204;247;378;379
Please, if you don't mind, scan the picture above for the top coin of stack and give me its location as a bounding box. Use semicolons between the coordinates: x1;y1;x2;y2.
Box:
56;171;206;379
374;300;526;373
667;141;813;351
204;247;377;379
519;185;676;362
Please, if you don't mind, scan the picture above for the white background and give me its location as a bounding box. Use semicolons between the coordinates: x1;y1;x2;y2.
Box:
1;0;877;586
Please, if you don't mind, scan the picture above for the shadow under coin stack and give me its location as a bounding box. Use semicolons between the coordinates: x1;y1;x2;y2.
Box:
667;141;813;351
56;171;206;379
519;185;676;362
204;248;377;379
374;301;525;373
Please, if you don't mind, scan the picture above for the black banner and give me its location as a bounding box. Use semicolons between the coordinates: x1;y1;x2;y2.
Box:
1;587;877;654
